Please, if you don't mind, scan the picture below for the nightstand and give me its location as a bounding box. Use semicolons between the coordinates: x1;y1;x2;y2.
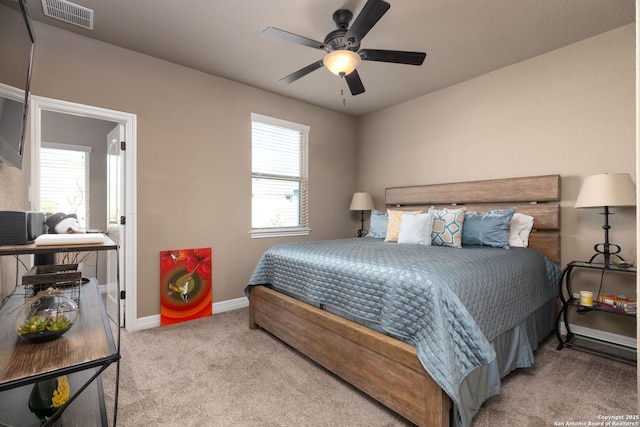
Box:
555;261;636;364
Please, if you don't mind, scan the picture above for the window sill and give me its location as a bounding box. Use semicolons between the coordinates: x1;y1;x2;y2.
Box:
250;228;311;239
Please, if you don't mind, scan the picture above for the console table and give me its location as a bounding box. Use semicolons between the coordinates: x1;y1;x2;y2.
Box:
0;238;120;426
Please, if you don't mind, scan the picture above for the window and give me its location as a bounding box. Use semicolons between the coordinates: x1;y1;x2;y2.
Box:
251;113;310;238
40;142;91;227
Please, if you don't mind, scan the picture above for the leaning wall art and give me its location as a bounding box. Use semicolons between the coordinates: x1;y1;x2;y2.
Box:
160;247;212;326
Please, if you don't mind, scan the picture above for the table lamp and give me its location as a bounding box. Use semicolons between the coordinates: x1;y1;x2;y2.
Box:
350;192;375;237
574;173;636;266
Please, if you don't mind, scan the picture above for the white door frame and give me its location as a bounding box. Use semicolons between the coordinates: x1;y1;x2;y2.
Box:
30;95;138;331
106;123;125;327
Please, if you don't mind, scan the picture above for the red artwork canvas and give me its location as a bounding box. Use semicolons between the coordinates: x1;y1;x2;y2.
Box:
160;248;212;326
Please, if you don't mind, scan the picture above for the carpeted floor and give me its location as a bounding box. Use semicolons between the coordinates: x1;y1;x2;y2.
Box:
102;308;637;426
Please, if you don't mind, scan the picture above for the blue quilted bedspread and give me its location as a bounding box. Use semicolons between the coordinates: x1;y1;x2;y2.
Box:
247;238;560;426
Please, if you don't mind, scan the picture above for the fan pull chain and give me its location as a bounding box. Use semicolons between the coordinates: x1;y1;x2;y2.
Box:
341;77;347;106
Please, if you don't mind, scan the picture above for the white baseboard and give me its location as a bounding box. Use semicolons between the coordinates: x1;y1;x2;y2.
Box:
127;296;249;331
559;323;637;349
132;314;159;331
214;296;250;312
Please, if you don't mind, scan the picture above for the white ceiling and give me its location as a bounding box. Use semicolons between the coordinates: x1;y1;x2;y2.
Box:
6;0;636;117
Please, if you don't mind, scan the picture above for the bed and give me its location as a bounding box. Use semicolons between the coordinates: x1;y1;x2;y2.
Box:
246;175;561;427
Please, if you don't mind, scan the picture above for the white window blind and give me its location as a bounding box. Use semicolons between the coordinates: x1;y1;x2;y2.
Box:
251;113;310;238
40;142;90;227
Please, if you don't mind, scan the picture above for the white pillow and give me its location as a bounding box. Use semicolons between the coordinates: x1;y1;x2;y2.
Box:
398;213;434;245
385;209;422;242
509;213;534;247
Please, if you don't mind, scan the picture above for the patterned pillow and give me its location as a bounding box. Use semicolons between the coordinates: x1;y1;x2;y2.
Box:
366;209;388;239
428;207;466;248
385;209;422;242
462;208;515;249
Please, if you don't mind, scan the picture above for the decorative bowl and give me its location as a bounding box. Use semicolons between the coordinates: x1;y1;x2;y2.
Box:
16;292;79;343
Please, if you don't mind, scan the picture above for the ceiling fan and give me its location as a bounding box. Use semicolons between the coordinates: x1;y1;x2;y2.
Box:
263;0;426;96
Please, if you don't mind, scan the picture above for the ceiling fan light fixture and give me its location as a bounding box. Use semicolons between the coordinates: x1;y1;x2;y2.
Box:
323;50;361;76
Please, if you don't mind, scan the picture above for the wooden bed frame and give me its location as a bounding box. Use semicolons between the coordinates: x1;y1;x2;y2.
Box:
248;174;561;427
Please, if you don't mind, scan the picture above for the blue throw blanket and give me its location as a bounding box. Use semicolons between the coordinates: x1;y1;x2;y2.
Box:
247;238;560;426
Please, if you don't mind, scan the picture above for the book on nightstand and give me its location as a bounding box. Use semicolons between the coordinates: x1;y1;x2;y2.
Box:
597;295;636;314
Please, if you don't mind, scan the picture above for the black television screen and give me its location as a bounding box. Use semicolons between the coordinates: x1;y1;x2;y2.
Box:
0;0;35;169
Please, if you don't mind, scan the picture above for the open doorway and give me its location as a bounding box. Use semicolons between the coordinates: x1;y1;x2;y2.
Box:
30;95;137;330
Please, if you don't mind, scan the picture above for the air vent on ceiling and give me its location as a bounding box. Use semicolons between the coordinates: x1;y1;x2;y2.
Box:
41;0;94;30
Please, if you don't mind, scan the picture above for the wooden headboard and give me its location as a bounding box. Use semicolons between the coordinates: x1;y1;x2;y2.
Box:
385;175;561;264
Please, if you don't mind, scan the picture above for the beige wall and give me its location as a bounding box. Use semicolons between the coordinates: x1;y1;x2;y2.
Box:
0;161;30;299
0;5;32;299
0;6;359;317
358;24;636;337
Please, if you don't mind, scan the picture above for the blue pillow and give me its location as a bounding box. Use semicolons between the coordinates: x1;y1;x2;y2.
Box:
461;208;515;249
367;209;388;238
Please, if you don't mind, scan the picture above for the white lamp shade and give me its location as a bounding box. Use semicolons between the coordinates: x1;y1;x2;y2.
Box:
323;50;361;76
350;192;375;211
574;173;636;208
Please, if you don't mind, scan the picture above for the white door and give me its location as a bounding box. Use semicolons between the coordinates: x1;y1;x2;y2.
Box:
106;124;125;326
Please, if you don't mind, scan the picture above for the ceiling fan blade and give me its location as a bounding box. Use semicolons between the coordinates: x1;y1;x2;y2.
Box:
279;60;325;84
344;0;390;47
345;69;365;95
359;49;426;65
263;27;326;50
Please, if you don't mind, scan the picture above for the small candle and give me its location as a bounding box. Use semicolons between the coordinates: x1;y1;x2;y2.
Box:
579;291;593;306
